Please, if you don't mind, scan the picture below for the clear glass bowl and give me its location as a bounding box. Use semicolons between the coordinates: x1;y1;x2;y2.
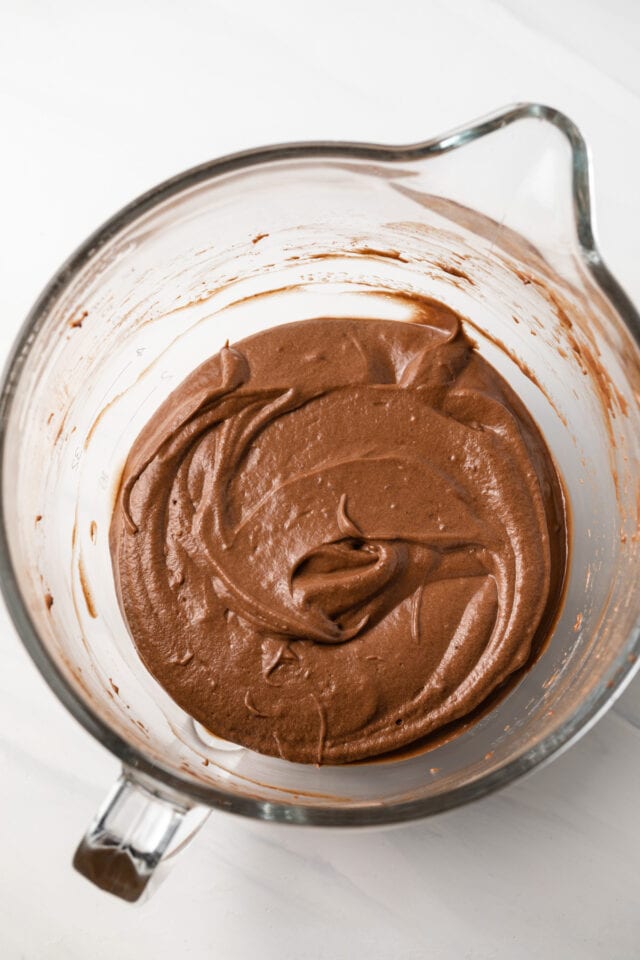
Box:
2;103;639;901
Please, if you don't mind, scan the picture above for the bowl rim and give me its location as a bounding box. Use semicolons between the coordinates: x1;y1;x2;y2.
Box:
2;101;639;826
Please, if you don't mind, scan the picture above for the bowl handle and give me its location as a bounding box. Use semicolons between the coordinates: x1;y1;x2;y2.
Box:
72;768;208;902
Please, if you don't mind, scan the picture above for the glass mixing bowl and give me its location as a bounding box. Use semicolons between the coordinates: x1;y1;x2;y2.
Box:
2;103;639;901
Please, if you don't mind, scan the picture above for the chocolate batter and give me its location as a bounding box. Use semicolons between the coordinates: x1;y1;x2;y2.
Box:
111;296;566;764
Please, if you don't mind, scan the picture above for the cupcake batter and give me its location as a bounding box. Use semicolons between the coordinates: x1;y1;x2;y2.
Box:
111;296;566;763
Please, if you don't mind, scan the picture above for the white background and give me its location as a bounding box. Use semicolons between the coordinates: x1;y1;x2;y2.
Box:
1;2;640;957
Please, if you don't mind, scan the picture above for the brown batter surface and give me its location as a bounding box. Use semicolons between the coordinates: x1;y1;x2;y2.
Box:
111;296;566;764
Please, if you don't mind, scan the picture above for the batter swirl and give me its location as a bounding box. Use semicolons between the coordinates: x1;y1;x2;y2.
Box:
111;296;566;763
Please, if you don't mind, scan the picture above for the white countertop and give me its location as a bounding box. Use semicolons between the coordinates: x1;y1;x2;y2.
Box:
1;2;640;957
